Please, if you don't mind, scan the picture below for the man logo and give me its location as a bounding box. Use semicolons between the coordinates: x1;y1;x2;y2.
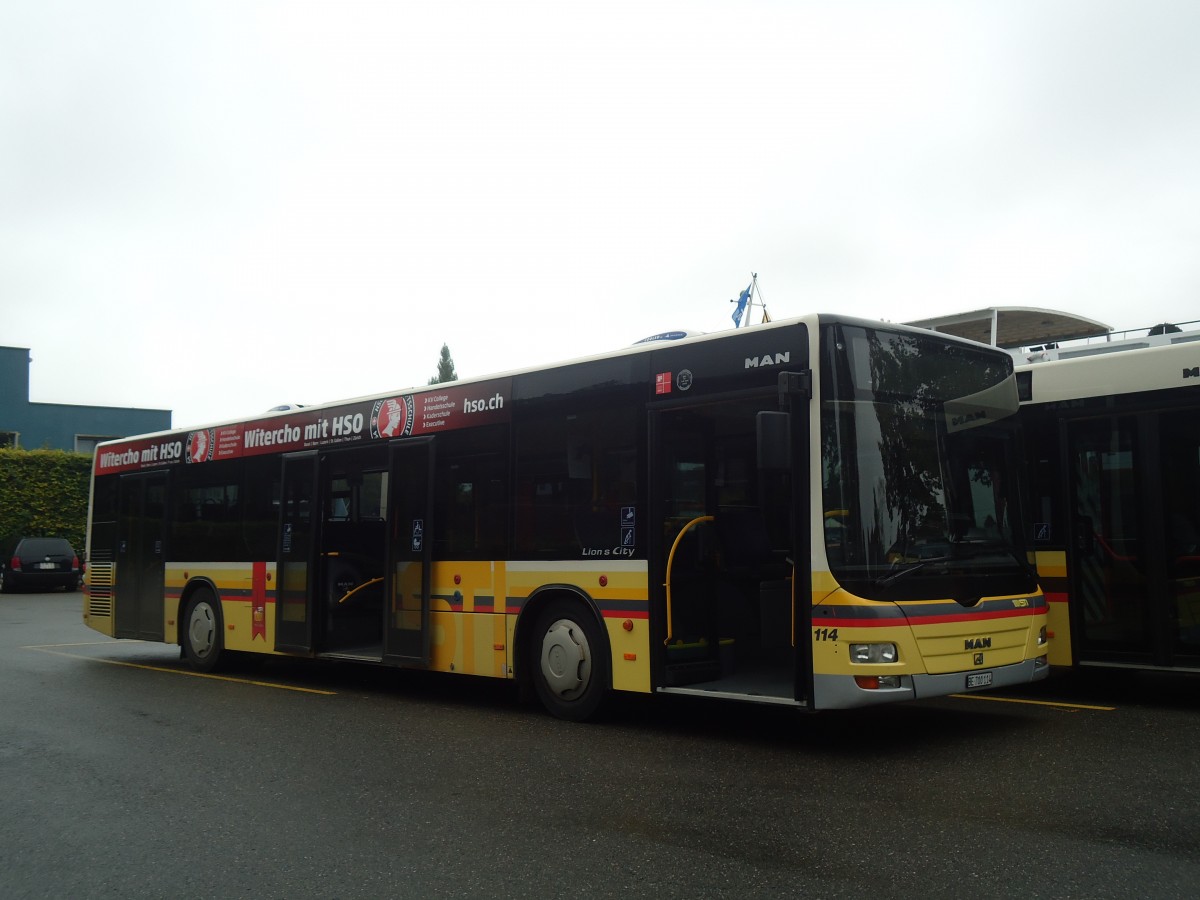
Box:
745;352;790;369
1183;366;1199;379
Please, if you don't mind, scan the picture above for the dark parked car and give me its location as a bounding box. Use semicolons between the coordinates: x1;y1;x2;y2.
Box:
0;537;83;592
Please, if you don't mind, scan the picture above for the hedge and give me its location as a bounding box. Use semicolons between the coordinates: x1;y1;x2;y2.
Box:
0;449;92;550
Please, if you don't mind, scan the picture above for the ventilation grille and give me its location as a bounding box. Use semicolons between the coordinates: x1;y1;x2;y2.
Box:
87;561;114;617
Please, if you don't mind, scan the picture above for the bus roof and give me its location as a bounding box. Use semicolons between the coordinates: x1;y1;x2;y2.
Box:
91;311;1016;468
1015;335;1200;404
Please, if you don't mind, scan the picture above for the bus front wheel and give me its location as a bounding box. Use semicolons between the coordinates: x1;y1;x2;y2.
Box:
182;588;225;673
531;599;609;721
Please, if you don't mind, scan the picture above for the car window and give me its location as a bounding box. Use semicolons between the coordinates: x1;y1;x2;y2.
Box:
17;538;74;557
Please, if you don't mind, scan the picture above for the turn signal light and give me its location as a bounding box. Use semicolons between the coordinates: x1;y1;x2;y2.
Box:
854;675;902;690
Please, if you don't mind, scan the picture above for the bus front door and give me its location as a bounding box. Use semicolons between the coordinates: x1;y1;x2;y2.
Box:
651;398;801;702
386;438;433;664
276;451;319;654
1067;413;1200;667
1067;415;1166;665
114;471;167;641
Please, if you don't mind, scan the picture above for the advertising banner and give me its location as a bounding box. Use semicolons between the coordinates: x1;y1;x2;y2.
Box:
95;378;511;475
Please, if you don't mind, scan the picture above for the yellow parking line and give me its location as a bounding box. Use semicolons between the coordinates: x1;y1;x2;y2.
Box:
25;640;145;648
950;692;1115;711
23;644;335;695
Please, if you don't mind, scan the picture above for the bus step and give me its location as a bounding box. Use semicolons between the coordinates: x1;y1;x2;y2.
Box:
664;659;722;686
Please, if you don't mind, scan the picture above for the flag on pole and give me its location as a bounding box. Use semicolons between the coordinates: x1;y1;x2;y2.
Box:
731;283;752;327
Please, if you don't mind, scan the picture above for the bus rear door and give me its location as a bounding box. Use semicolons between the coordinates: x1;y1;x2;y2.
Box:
114;471;167;641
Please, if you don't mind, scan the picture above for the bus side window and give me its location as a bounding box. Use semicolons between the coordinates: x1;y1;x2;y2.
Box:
515;407;637;559
170;459;244;561
242;456;279;560
432;425;508;560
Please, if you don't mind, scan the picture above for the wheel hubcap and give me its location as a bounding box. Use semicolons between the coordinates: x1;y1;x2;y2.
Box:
540;618;592;700
188;602;216;657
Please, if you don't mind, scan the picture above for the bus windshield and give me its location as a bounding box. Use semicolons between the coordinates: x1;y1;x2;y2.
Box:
820;324;1037;602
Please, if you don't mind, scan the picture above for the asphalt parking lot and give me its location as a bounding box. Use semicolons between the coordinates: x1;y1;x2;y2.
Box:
3;589;1199;899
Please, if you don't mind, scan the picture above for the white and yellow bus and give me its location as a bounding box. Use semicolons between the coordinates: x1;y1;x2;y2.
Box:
910;306;1200;673
1018;320;1200;671
84;314;1048;719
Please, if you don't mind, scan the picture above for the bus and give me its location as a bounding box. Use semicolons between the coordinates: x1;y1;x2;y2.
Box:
83;314;1048;719
909;306;1200;673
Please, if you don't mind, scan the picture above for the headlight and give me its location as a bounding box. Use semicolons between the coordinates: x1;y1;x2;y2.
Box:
850;642;898;664
1038;625;1047;646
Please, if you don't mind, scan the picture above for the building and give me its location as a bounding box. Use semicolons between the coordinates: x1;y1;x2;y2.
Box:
0;346;171;454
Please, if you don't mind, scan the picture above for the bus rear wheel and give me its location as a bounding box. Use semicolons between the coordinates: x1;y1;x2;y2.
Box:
182;588;225;673
531;599;609;721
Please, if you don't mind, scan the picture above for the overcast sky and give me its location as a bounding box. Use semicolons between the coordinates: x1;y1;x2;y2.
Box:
4;1;1199;429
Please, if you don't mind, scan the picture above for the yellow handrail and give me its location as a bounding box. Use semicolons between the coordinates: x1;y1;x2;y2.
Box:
663;515;713;647
337;576;384;605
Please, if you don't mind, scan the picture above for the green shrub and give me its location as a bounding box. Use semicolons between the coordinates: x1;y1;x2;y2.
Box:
0;449;91;550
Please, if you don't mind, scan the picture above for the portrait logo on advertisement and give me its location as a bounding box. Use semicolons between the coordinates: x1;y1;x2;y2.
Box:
371;396;414;439
186;429;215;464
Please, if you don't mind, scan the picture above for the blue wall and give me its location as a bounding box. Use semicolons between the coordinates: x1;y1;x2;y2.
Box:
0;346;171;451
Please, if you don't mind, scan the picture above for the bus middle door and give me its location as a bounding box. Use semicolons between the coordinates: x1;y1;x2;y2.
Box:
276;451;319;653
385;437;433;665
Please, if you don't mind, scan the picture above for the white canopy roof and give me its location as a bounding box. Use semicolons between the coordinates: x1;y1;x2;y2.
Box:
905;307;1111;349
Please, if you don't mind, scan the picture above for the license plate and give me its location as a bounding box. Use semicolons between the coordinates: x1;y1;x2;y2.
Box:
966;671;993;689
38;562;57;570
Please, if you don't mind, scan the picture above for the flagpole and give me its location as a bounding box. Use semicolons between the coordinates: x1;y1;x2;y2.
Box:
750;272;770;324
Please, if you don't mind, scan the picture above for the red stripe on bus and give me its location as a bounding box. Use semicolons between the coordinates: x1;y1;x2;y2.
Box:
818;607;1043;628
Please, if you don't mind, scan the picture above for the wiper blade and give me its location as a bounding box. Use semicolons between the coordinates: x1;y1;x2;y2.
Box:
875;562;924;587
874;555;951;588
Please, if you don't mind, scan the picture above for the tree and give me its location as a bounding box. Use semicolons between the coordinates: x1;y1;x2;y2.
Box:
428;344;458;384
